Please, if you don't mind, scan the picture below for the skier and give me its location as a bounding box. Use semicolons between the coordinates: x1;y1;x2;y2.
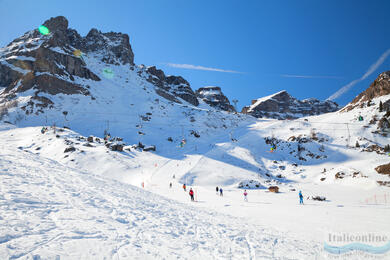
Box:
220;188;223;197
189;188;195;201
169;182;172;188
299;190;304;205
172;174;175;179
244;190;248;202
216;186;219;194
183;184;186;191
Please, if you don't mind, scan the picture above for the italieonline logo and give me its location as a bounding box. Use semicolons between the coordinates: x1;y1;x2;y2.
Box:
324;233;390;256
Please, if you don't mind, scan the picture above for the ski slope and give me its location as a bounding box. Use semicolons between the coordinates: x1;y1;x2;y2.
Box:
1;93;389;259
0;131;320;259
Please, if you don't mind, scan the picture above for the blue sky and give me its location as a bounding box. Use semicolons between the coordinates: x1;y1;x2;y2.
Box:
1;0;389;108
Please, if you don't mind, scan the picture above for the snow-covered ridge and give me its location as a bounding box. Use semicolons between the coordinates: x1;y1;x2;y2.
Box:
242;90;339;119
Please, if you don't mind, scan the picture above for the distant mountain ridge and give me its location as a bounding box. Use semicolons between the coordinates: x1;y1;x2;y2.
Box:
241;90;339;119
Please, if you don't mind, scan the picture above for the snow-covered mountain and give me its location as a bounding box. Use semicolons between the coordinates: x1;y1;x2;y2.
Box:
241;90;339;119
341;71;390;134
0;16;246;148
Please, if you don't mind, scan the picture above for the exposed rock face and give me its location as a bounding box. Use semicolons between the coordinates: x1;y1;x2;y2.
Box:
196;86;235;112
0;15;218;115
352;71;390;103
242;90;339;119
83;29;134;65
342;71;390;112
145;66;199;106
0;16;101;102
375;163;390;176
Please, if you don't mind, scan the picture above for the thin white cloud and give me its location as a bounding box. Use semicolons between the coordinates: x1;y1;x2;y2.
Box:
165;63;244;74
328;48;390;100
281;74;342;79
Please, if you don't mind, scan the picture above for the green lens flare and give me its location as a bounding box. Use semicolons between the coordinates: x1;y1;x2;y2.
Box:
38;25;50;35
103;68;114;79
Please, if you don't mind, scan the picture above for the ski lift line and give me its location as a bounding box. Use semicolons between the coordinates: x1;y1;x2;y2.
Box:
40;113;367;128
45;118;366;131
58;111;238;124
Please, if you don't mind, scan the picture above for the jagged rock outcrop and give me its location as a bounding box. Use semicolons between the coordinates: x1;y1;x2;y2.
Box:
82;29;134;66
144;66;199;106
342;71;390;112
196;86;235;112
242;90;339;119
352;71;390;103
0;16;101;103
1;15;243;117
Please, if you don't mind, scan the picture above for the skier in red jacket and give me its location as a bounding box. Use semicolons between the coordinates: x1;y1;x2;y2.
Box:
189;188;195;201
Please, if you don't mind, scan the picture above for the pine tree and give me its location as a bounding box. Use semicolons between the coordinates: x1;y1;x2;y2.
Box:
355;141;360;148
384;144;390;152
379;101;383;112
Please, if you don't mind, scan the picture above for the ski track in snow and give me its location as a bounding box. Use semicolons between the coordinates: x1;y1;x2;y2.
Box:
0;145;320;259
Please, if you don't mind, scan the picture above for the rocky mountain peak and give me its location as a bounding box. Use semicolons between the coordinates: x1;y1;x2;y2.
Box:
43;16;69;33
342;71;390;112
83;29;134;65
196;86;235;112
242;90;338;119
143;66;199;106
351;71;390;104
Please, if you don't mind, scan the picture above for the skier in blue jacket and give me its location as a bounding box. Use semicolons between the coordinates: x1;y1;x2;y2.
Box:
299;190;304;205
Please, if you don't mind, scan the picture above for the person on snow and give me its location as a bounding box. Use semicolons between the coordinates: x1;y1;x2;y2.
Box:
189;188;195;201
183;184;186;191
216;186;219;194
244;190;248;202
41;127;48;134
172;174;175;179
169;182;172;188
220;188;223;196
299;190;304;205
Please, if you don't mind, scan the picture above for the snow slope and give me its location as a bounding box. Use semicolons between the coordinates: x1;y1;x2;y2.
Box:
0;127;321;259
1;92;389;258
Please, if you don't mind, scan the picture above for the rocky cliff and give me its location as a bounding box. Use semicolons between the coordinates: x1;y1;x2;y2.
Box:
196;86;235;112
342;71;390;112
0;16;202;113
241;90;339;119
